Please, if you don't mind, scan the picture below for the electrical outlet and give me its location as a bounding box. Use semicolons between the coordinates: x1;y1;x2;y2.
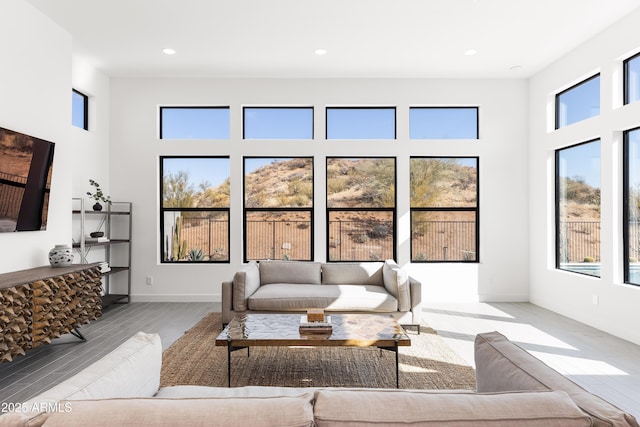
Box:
146;276;153;286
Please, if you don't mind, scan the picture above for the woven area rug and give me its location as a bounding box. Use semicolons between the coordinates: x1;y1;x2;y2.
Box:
160;312;476;390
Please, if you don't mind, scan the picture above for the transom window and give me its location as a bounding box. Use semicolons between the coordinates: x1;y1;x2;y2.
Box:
243;107;313;139
160;107;230;139
624;127;640;286
326;107;396;140
326;157;396;261
409;107;479;139
555;75;600;129
624;53;640;105
243;157;313;261
555;140;601;277
72;89;88;130
160;156;230;263
410;157;479;262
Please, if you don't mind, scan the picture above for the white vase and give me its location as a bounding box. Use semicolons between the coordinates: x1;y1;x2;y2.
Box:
49;244;73;267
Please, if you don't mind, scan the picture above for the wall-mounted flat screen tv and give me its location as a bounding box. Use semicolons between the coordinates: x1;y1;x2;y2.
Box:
0;127;55;232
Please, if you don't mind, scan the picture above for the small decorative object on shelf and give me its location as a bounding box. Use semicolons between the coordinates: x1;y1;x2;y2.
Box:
86;179;112;211
48;244;74;267
90;231;104;238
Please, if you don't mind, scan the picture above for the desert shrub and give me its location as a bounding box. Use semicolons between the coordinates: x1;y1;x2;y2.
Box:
583;256;595;263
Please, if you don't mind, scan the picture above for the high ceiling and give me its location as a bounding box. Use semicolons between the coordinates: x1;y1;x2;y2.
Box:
26;0;640;79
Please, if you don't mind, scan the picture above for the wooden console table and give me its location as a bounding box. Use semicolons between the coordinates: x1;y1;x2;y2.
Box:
0;264;103;362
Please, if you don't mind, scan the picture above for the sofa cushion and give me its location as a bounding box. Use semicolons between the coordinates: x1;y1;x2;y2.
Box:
382;260;411;312
233;261;260;311
8;332;162;427
313;389;591;426
38;395;315;427
321;262;383;286
475;331;639;427
156;385;314;398
259;260;321;285
248;283;398;312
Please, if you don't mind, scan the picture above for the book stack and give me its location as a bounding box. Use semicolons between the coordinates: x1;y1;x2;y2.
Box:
98;262;111;274
299;309;332;334
86;236;109;243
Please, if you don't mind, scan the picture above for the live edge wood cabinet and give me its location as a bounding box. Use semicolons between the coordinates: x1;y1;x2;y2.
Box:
0;264;102;362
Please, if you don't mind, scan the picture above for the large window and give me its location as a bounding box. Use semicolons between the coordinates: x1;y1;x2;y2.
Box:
243;107;313;139
326;107;396;140
244;157;313;261
160;156;230;263
624;127;640;286
160;107;230;139
72;89;88;130
410;157;478;262
624;53;640;105
326;157;395;261
556;140;601;276
410;107;478;139
555;75;600;129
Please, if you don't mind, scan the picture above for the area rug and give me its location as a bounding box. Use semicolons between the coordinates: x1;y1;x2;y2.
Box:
160;312;476;390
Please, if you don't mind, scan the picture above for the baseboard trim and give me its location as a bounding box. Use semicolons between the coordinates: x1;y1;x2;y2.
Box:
130;294;221;303
478;293;529;303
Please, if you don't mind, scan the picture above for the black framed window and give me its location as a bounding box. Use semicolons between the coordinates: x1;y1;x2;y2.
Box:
244;157;313;261
72;89;88;130
410;157;479;262
159;107;230;139
624;52;640;105
555;139;601;276
326;157;396;261
326;107;396;140
555;75;600;129
243;107;313;139
160;156;230;263
624;127;640;286
409;107;479;139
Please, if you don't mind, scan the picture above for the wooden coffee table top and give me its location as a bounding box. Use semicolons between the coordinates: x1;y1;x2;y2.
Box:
215;313;411;348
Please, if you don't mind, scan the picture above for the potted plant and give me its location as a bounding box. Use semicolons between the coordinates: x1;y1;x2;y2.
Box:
86;179;112;211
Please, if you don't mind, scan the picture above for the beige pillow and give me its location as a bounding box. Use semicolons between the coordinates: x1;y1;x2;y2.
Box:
382;260;410;311
232;261;260;311
313;389;591;426
259;260;321;285
321;262;383;285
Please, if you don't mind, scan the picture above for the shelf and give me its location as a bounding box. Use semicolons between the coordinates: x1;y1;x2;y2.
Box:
72;199;132;309
72;239;130;248
101;293;129;307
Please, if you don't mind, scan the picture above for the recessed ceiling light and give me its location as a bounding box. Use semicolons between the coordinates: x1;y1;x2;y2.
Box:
464;49;478;56
162;48;177;55
510;65;523;71
314;49;327;56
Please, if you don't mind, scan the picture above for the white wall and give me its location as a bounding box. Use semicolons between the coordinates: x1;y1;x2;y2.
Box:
0;0;72;274
529;8;640;345
109;78;529;303
70;58;110;200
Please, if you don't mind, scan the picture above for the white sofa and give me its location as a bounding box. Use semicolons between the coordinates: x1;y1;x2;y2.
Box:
222;260;422;329
1;331;637;426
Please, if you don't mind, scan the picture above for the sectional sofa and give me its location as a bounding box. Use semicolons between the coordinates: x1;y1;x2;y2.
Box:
222;260;422;329
1;330;637;426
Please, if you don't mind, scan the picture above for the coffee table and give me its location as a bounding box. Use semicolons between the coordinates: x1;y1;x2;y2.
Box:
215;313;411;388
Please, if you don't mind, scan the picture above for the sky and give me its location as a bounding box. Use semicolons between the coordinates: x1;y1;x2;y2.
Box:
557;139;601;188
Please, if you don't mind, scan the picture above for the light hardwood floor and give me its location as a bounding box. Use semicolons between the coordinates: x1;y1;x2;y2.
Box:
0;301;638;419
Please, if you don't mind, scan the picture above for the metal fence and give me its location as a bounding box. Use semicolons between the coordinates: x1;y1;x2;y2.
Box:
0;172;26;219
246;220;311;260
328;219;393;261
411;220;476;261
628;220;640;261
177;217;229;261
558;221;601;263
